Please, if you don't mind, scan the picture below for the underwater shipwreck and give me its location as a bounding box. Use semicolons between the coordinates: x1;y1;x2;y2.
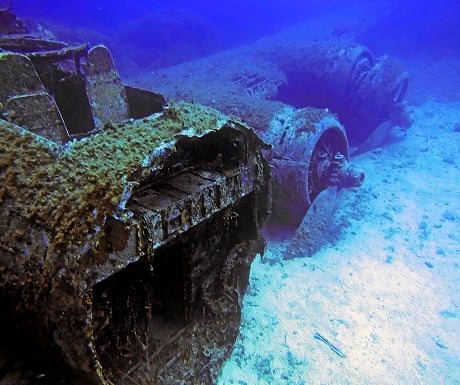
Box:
0;7;410;385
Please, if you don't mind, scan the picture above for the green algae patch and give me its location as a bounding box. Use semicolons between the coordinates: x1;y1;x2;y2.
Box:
0;101;229;254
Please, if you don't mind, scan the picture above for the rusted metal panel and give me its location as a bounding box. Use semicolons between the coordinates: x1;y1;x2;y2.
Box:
4;93;69;142
0;52;69;142
85;45;130;128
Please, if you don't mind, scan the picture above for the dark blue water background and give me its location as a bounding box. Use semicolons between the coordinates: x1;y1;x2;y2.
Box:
13;0;460;66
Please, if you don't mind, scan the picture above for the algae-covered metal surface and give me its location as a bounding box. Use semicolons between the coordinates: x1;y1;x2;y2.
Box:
0;99;271;384
0;102;228;251
0;30;271;384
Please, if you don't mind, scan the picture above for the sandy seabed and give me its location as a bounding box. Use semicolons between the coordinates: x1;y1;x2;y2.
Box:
218;100;460;385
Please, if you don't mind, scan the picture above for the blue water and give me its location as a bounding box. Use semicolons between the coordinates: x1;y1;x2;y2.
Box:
14;0;341;41
13;0;460;59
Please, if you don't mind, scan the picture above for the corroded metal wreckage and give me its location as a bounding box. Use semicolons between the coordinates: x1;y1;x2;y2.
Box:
0;35;271;384
130;35;373;238
0;14;365;385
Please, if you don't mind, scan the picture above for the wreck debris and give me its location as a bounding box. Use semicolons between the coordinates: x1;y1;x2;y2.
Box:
133;67;365;234
313;332;347;358
262;39;411;144
0;9;372;383
132;36;419;236
258;106;364;235
131;34;411;146
0;34;271;385
125;98;364;242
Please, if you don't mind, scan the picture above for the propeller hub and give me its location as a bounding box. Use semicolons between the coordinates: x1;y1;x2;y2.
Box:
328;152;365;187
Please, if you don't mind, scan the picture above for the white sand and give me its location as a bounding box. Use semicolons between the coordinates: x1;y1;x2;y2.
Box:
218;100;460;385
